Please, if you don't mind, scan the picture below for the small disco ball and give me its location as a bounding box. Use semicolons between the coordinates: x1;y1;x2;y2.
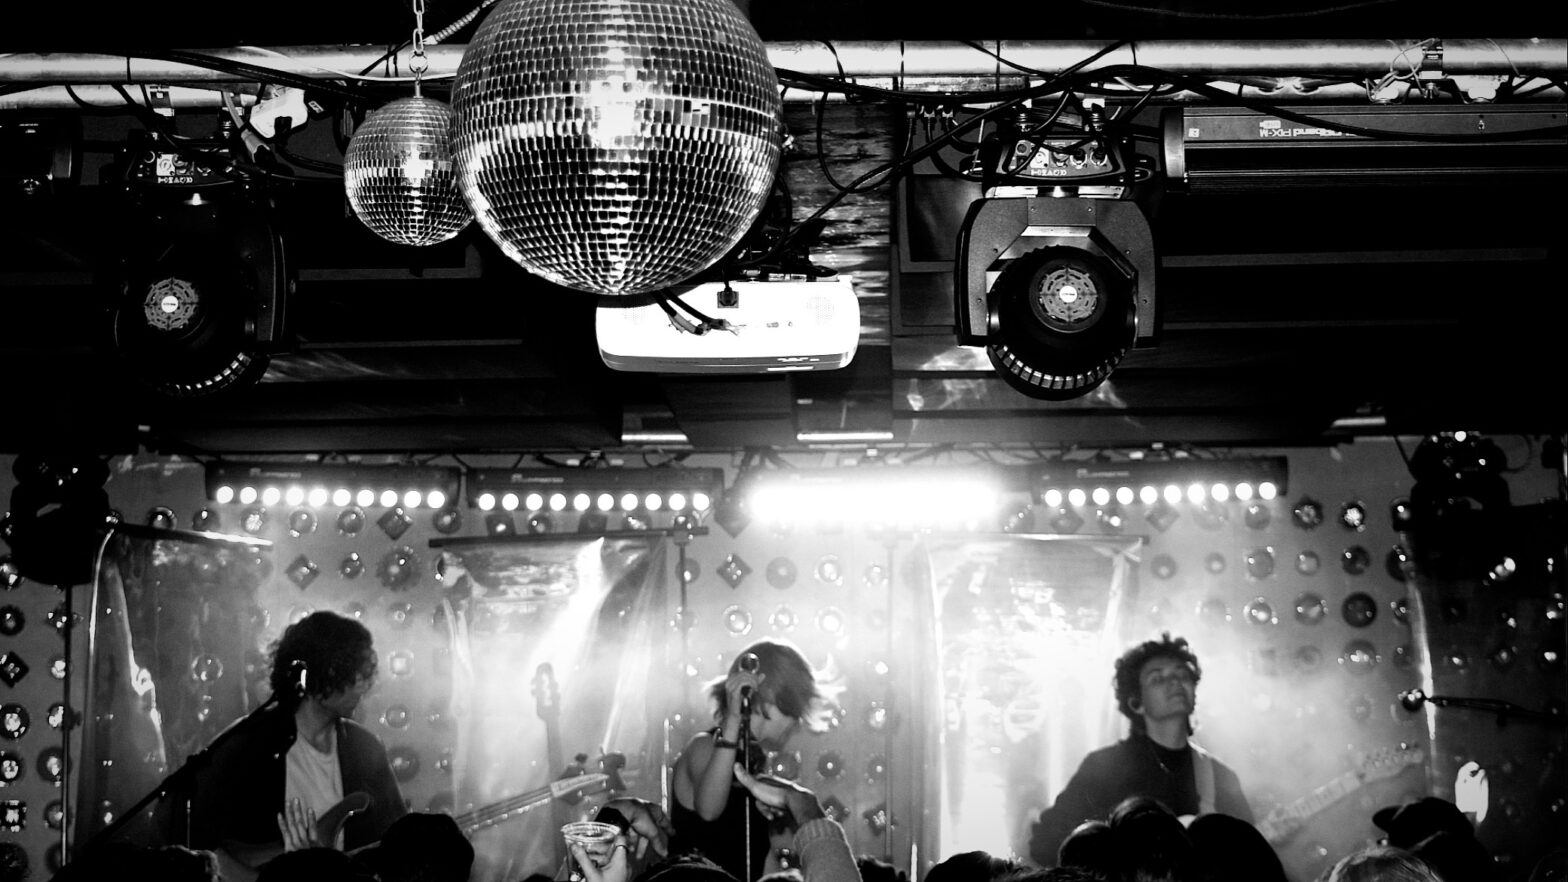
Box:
452;0;782;295
345;96;472;246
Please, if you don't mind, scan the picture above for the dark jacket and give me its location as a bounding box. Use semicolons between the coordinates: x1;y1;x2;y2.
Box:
1027;732;1253;867
185;703;405;852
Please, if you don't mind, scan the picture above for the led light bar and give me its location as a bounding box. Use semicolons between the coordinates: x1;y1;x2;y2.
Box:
1033;457;1288;507
205;462;462;510
746;466;1027;527
466;468;725;515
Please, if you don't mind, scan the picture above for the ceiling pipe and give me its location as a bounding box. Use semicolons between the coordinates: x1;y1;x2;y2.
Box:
0;38;1561;86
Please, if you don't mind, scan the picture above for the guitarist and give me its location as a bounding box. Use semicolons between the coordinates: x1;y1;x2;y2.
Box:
184;612;406;870
1027;633;1253;867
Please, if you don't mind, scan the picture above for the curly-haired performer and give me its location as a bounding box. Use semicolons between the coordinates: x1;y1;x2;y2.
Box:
1026;633;1253;867
187;611;405;878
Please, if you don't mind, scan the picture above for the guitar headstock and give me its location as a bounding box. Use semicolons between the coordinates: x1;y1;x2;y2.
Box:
1355;744;1426;782
532;663;560;722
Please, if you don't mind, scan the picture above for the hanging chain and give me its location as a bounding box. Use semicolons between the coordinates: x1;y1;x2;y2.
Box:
410;0;429;96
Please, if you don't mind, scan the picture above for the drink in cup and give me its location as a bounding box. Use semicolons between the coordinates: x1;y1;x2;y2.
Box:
561;820;620;881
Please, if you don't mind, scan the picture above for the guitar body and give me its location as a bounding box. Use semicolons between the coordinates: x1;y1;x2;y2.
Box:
215;791;371;882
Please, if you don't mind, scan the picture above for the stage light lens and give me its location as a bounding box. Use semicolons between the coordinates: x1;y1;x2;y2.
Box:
1091;487;1110;506
1235;482;1255;501
668;492;687;511
357;489;376;508
1259;481;1279;500
524;493;545;511
1068;488;1087;507
284;486;305;507
620;493;638;511
693;492;712;512
1186;483;1206;505
404;490;423;509
427;490;447;510
573;493;591;512
597;493;615;512
1163;484;1182;505
262;487;282;507
1116;486;1134;505
645;493;663;511
549;493;568;512
501;493;520;512
1043;488;1063;508
308;487;330;508
476;492;496;511
1211;483;1230;503
215;485;235;504
1139;485;1158;505
380;489;399;508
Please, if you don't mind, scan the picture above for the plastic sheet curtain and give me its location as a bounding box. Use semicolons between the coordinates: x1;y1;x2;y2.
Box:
910;534;1142;864
440;536;672;882
75;531;266;853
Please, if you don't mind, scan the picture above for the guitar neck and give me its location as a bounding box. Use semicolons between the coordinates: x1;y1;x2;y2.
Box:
453;783;556;834
1258;770;1367;843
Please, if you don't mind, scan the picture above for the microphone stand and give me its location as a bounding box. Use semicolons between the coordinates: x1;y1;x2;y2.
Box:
739;685;754;882
76;690;285;859
1403;690;1564;726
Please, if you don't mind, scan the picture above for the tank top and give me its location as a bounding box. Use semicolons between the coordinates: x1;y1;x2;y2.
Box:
669;732;773;882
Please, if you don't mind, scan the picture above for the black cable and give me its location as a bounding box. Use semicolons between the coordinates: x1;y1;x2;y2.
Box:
126;49;376;104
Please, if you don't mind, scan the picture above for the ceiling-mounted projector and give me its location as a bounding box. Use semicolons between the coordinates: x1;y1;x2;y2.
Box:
596;277;860;373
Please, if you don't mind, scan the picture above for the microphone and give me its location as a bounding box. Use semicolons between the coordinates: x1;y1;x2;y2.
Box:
289;659;309;698
738;652;760;701
1398;689;1427;712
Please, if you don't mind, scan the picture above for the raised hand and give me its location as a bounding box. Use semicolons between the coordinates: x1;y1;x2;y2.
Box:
604;797;674;861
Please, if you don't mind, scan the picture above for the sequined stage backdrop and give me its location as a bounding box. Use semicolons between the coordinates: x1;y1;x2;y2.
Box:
74;530;267;853
441;536;671;882
910;535;1140;864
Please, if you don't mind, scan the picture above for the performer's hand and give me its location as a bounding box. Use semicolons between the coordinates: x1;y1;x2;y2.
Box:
722;671;764;732
733;764;825;825
276;797;320;851
570;839;630;882
604;797;673;860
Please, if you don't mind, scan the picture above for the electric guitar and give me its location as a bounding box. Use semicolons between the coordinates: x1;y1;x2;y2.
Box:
1255;745;1425;845
217;771;617;881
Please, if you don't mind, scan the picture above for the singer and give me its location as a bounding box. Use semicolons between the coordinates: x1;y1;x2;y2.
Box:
670;639;830;882
1027;632;1254;866
178;611;405;875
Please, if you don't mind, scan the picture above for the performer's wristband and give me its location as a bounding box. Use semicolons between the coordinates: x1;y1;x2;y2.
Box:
713;736;740;750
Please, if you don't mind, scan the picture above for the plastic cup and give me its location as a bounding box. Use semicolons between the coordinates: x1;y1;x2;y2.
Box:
561;820;620;881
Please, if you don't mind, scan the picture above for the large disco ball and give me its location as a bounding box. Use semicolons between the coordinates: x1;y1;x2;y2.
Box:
344;96;473;246
452;0;783;295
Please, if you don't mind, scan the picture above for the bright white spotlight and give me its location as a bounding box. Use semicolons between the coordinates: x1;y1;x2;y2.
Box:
1091;487;1111;506
693;492;712;512
524;492;545;511
1186;483;1206;505
1234;482;1255;501
1163;484;1182;505
215;485;236;505
645;493;663;511
1139;485;1158;505
1043;488;1063;508
404;490;423;509
357;489;376;508
573;492;591;512
332;488;352;507
1259;481;1279;500
597;493;615;512
379;489;399;508
262;487;282;507
501;492;520;512
1211;483;1230;503
239;486;259;505
668;492;687;511
476;492;497;511
1116;486;1134;505
284;486;305;507
1068;488;1087;508
427;490;447;510
549;493;568;512
308;487;329;508
620;492;638;511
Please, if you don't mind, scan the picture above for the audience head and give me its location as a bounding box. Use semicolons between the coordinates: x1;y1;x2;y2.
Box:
1105;797;1197;882
256;847;376;882
1186;812;1287;882
1372;797;1492;882
268;610;377;709
637;852;743;882
1058;820;1115;871
48;842;218;882
708;639;827;730
360;811;476;882
1113;633;1201;734
857;855;908;882
998;868;1110;882
1318;845;1443;882
924;850;1020;882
